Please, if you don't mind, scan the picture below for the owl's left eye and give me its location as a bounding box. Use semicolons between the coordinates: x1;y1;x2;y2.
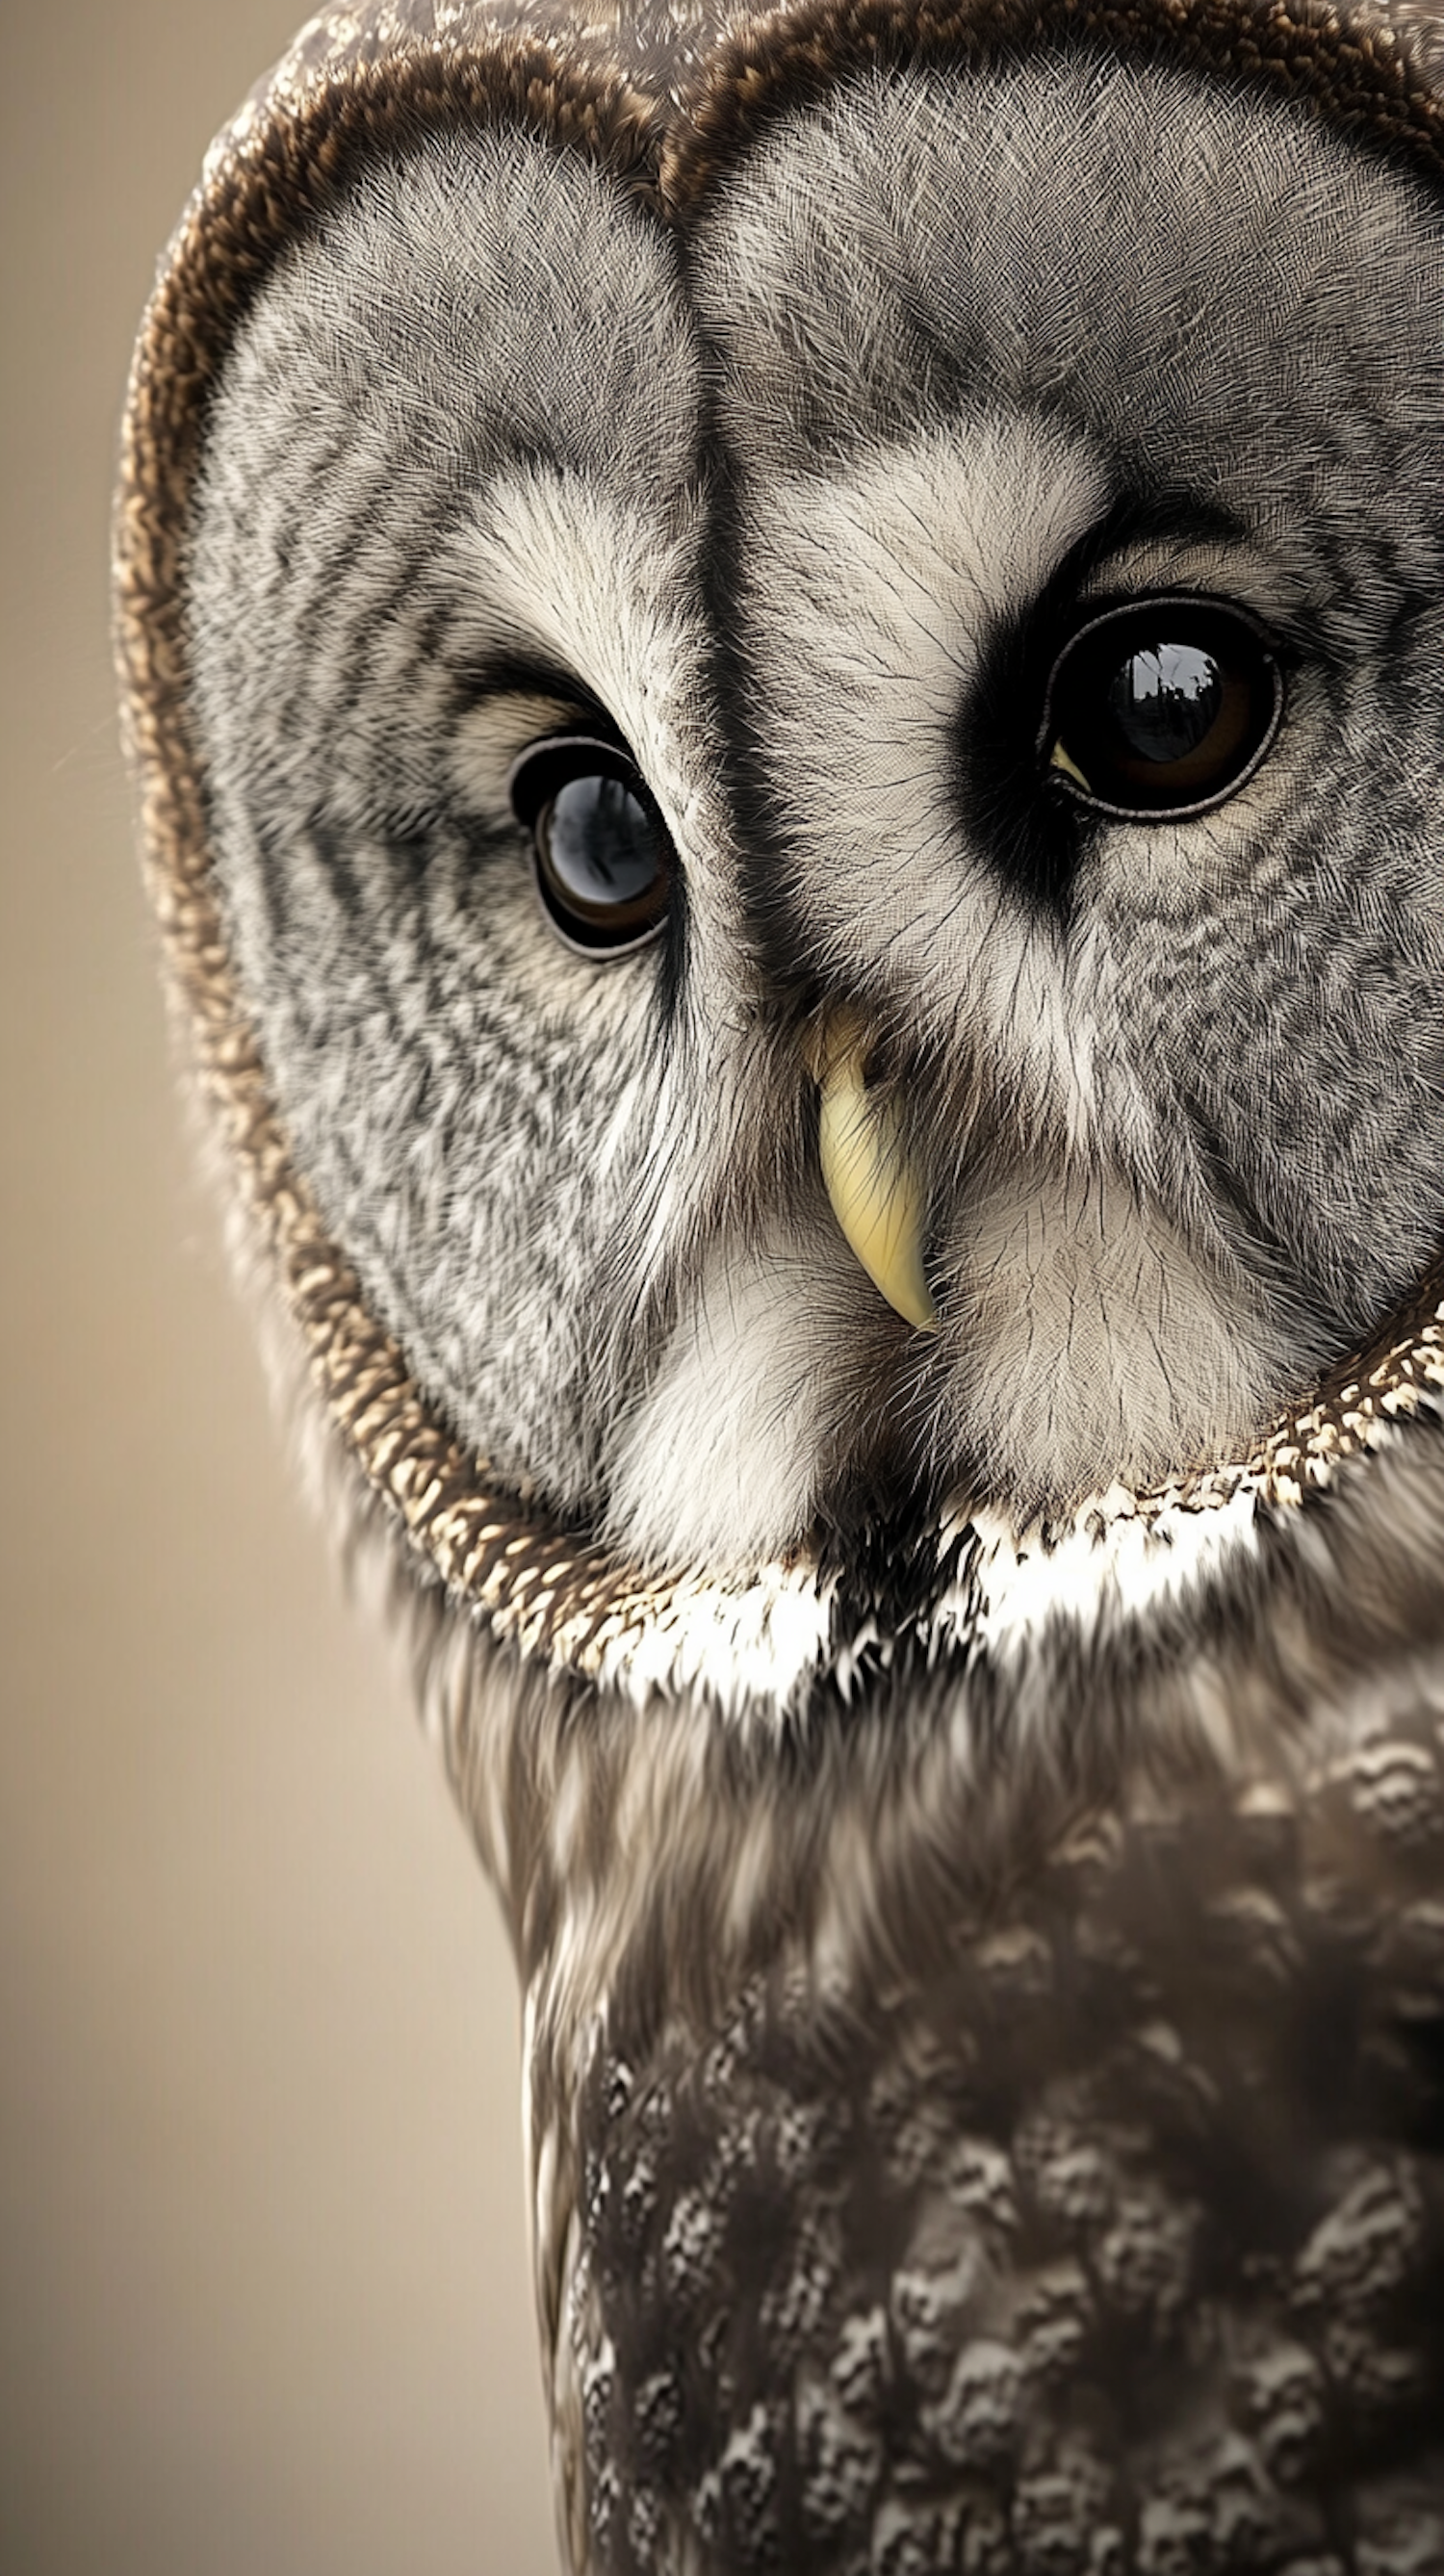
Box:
508;734;672;958
1041;597;1281;817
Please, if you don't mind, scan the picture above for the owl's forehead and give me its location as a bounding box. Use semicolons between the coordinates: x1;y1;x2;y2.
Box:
689;53;1444;499
253;40;1444;592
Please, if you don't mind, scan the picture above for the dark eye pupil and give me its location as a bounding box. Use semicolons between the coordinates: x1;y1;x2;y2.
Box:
1106;641;1223;765
1044;598;1279;818
541;774;660;920
508;734;671;957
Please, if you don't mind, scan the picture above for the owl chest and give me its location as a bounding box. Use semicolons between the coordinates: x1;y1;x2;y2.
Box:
529;1713;1444;2574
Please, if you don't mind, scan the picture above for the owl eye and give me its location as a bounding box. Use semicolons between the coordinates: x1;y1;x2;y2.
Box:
1041;598;1281;817
507;734;672;957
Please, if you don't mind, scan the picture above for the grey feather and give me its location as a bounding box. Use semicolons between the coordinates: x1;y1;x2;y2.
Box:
126;5;1444;2566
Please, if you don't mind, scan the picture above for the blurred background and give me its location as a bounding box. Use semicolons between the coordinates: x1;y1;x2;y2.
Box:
1;5;557;2568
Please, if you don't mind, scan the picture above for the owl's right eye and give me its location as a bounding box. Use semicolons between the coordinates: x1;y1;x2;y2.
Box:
1040;597;1281;818
507;734;672;958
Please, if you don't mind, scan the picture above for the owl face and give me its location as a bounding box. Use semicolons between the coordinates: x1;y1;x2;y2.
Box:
187;48;1444;1574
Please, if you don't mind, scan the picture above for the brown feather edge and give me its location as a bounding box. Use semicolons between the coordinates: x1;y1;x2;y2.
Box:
661;0;1444;206
116;0;1444;1683
115;27;686;1668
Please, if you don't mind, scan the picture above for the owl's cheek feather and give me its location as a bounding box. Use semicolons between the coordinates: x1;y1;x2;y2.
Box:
602;1217;899;1570
927;1162;1311;1516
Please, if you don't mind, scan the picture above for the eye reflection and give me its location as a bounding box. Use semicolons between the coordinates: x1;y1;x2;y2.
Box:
1044;598;1281;816
1107;640;1223;765
540;773;661;922
508;734;672;957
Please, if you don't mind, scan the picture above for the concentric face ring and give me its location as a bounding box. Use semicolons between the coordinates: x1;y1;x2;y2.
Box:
120;0;1444;1621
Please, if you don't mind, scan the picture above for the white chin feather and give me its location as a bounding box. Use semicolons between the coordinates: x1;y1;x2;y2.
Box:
603;1219;878;1570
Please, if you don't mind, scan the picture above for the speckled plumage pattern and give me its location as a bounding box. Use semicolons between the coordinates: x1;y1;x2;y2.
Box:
559;1713;1444;2570
117;0;1444;2566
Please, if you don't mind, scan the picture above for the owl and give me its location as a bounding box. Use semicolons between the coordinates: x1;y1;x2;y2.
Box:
119;0;1444;2565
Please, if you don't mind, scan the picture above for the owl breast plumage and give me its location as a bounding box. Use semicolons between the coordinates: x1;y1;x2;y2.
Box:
120;0;1444;2565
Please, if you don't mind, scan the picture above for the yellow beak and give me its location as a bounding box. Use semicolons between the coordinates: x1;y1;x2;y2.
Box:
807;1009;939;1334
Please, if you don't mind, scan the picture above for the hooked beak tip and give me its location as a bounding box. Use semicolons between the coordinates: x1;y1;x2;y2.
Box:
807;1009;939;1335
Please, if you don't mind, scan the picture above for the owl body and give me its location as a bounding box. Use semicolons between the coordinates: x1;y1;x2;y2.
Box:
121;0;1444;2565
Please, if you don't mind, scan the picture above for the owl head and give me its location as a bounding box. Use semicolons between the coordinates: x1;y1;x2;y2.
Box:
122;0;1444;1660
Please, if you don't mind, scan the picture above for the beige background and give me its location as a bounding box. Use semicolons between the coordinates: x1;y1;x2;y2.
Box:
1;6;558;2569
